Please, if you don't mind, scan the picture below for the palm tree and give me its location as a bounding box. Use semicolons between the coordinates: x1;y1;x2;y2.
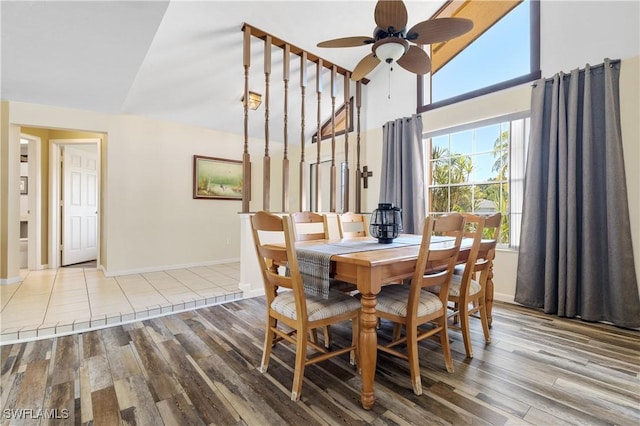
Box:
492;130;509;180
430;146;473;213
491;130;510;242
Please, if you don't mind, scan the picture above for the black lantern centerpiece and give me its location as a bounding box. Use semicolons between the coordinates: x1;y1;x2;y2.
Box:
370;203;403;244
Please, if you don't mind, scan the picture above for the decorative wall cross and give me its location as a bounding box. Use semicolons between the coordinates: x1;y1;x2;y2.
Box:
361;166;373;188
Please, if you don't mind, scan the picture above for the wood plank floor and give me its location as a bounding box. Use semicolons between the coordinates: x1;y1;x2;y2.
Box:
1;299;638;425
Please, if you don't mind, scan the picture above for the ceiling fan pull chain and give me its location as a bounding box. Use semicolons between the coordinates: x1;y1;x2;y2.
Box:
388;63;393;99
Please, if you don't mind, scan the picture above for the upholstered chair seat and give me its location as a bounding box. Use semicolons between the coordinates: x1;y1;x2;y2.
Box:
376;285;444;318
432;274;482;297
272;290;362;322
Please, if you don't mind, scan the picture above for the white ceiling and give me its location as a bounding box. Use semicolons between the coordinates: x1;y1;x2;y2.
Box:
1;1;446;142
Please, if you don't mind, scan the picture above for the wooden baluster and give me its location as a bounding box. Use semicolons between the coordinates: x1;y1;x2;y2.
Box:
355;81;362;213
242;25;251;213
315;59;323;212
263;35;271;211
299;52;307;212
330;65;337;212
343;73;351;213
282;44;290;213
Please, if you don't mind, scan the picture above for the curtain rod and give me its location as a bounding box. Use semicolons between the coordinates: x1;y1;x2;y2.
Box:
532;58;620;87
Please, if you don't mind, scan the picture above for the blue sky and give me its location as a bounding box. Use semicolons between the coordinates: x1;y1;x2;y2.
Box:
431;121;505;183
431;0;531;102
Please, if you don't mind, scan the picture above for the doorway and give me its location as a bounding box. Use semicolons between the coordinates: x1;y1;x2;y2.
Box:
49;139;101;268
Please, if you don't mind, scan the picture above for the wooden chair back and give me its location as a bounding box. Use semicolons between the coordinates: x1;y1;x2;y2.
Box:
462;212;501;277
251;211;306;317
337;212;368;239
410;213;466;309
456;214;486;289
290;211;329;241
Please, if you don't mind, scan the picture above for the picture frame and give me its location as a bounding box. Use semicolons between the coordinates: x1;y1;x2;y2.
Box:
20;176;28;195
193;155;243;200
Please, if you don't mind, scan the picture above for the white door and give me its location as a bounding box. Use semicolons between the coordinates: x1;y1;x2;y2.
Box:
62;145;98;265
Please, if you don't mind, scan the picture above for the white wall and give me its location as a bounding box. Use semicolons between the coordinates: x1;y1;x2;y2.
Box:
619;56;640;291
540;1;639;73
105;115;244;274
361;66;420;131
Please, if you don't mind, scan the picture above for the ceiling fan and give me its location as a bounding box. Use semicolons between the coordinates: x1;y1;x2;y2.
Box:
317;0;473;81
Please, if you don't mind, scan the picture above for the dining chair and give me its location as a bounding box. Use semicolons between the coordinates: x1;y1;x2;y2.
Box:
374;212;465;395
436;213;496;359
337;212;368;239
290;211;329;241
250;211;360;401
290;211;334;346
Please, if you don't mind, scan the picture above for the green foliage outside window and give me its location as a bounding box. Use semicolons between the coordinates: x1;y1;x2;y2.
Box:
428;125;510;243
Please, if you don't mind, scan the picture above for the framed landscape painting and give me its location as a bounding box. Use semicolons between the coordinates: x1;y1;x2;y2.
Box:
193;155;243;200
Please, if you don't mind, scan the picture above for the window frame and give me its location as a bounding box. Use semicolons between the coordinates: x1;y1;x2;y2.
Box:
423;112;530;249
417;0;541;113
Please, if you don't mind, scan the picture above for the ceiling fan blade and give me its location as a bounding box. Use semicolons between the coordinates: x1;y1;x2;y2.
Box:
352;53;381;81
396;45;431;75
375;0;408;32
407;17;474;45
317;36;375;48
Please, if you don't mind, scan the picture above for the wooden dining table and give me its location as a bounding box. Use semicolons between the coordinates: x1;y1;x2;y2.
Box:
295;235;495;410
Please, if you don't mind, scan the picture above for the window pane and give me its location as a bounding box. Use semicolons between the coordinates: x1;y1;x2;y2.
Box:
431;158;450;185
494;149;509;181
431;0;531;103
430;187;449;214
472;152;497;182
432;135;449;153
475;183;501;213
450;130;472;154
475;124;501;153
450;185;473;212
426;117;529;247
449;154;473;184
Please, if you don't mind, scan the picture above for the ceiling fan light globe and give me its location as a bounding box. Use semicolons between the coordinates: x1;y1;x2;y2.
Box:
373;39;408;63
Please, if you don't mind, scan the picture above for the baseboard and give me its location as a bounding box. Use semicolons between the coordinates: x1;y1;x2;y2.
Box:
239;282;265;298
102;258;240;277
493;291;516;304
0;276;22;285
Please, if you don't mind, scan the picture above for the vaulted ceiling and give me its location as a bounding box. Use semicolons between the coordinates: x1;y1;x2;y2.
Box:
1;1;448;142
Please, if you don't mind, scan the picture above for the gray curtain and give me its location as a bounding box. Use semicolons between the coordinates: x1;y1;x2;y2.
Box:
515;58;640;328
379;114;425;234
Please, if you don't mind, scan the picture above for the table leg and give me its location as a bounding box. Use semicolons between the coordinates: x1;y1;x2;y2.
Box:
359;293;377;410
486;261;494;328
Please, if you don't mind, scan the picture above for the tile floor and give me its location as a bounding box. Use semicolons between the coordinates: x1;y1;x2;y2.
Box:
0;262;243;344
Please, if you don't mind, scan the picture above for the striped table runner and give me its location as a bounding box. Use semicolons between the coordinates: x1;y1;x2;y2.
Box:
296;236;429;298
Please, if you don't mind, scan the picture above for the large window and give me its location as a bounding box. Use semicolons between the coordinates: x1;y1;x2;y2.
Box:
419;0;540;111
425;115;529;247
